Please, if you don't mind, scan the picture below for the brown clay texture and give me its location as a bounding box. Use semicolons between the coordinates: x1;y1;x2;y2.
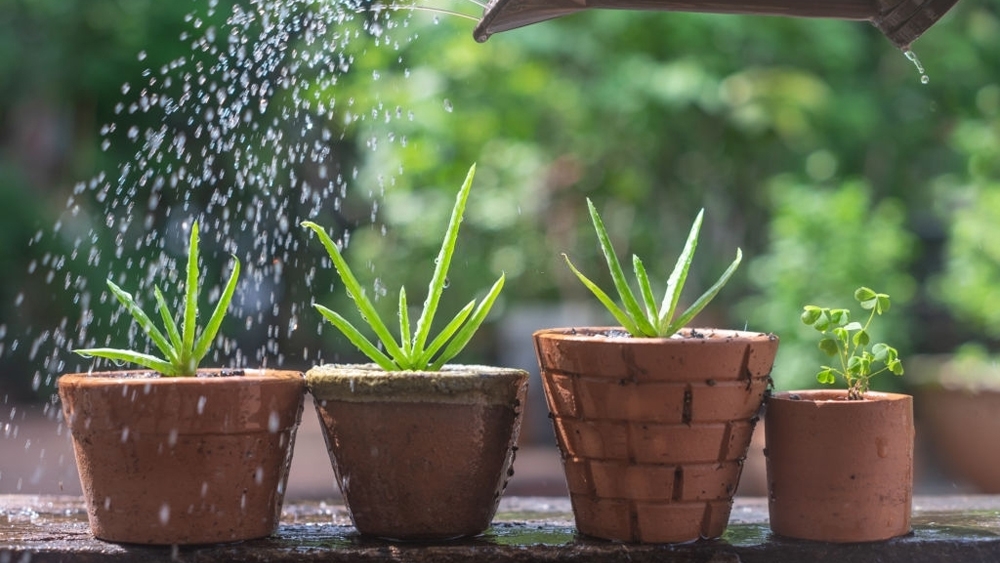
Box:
765;390;914;542
533;327;779;543
58;369;306;545
306;365;529;541
919;386;1000;492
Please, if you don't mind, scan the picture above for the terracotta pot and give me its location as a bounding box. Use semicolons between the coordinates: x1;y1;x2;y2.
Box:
919;385;1000;492
306;364;529;541
765;390;914;542
533;327;778;543
58;369;305;545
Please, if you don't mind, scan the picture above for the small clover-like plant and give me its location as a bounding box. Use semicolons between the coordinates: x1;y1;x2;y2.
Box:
74;221;241;377
801;287;904;400
564;200;742;338
302;163;504;371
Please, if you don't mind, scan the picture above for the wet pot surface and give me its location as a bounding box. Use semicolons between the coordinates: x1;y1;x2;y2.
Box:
58;369;306;545
765;390;914;543
307;364;529;541
533;327;779;543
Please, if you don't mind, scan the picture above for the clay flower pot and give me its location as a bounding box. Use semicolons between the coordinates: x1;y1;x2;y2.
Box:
920;386;1000;492
58;369;305;545
306;364;529;541
533;327;779;543
765;390;914;542
912;356;1000;492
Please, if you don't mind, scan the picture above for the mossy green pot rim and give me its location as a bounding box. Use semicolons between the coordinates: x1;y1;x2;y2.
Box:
305;363;529;405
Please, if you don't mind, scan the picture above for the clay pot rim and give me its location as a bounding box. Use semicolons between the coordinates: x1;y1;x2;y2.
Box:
533;326;776;344
771;389;912;404
59;368;304;388
306;363;528;404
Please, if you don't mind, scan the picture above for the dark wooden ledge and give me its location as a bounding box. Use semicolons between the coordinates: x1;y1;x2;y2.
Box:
4;495;1000;562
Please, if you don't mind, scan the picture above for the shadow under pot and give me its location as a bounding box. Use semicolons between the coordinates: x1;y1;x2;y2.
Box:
306;364;529;541
765;390;914;543
533;327;779;543
58;369;306;545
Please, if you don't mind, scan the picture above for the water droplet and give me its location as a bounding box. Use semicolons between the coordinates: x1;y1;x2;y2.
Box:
167;429;178;447
903;49;929;85
121;427;130;443
159;503;171;525
196;396;207;414
254;466;264;485
267;411;280;433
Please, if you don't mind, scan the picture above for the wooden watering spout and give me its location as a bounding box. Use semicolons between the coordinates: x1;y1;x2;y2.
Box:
473;0;959;49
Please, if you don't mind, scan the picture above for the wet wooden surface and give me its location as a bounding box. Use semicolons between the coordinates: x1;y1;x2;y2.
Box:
4;495;1000;562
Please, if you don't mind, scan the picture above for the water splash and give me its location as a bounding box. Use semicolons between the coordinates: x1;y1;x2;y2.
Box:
904;50;930;85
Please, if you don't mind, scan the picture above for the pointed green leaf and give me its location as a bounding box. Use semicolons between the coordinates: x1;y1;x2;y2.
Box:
314;304;397;371
74;347;179;377
633;254;658;323
415;300;476;369
193;256;241;365
664;247;742;335
181;221;200;359
302;221;406;363
154;286;182;352
412;164;476;355
585;199;656;336
659;209;704;332
398;286;412;359
429;274;505;370
105;280;177;365
564;254;643;336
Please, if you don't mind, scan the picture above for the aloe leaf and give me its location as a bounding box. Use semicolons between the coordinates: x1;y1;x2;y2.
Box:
429;273;505;370
74;348;179;377
154;286;183;352
105;280;178;365
416;300;476;369
302;221;406;362
564;254;644;336
658;209;703;334
314;304;398;371
181;222;200;360
192;256;241;365
412;164;476;356
665;248;742;335
633;254;658;324
398;286;412;359
585;199;656;336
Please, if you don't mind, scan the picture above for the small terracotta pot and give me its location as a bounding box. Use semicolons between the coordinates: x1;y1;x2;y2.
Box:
533;327;778;543
306;364;529;541
765;390;914;542
58;369;305;545
919;385;1000;492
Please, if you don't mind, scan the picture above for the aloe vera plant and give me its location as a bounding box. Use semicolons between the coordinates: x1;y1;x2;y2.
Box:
302;164;504;371
74;221;240;377
564;200;741;338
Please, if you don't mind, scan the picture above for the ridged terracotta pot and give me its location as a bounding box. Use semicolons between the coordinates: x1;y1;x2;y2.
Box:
58;369;305;545
533;327;779;543
765;390;914;542
306;364;529;541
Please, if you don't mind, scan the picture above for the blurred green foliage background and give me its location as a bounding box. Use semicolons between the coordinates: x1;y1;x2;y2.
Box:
1;0;998;401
